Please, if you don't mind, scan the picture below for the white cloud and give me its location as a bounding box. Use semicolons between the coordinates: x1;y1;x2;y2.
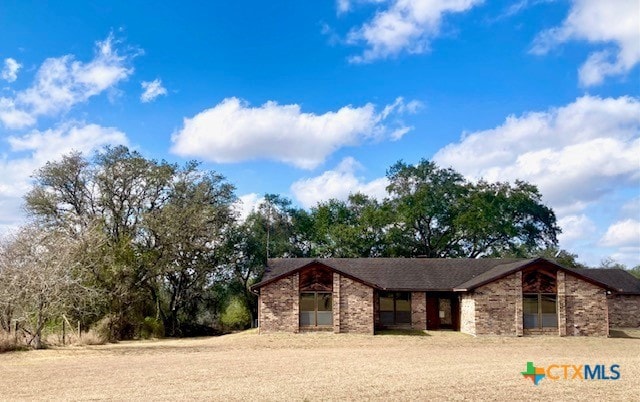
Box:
140;79;167;103
171;97;416;169
531;0;640;86
433;95;640;266
0;97;36;128
235;193;261;221
557;214;596;244
291;157;388;208
499;0;556;18
434;96;640;213
337;0;352;14
600;219;640;248
1;58;21;82
0;123;128;229
345;0;483;63
0;34;134;129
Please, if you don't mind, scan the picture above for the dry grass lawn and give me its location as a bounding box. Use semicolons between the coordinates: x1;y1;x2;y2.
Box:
1;329;638;401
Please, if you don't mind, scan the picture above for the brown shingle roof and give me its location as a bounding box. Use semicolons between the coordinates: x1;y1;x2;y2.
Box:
252;257;626;293
453;259;537;290
573;268;640;295
254;258;529;291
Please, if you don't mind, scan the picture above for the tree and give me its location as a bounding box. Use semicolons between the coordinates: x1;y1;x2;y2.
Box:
496;246;587;269
599;257;626;270
23;146;237;338
311;193;392;257
386;160;468;257
385;159;560;258
220;297;251;330
455;180;559;257
226;194;309;323
0;226;97;349
143;163;236;336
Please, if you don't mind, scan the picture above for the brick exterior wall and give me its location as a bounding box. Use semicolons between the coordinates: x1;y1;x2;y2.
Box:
460;294;476;335
607;294;640;328
563;273;608;336
514;271;523;336
461;269;609;337
333;273;341;333
339;277;374;334
411;292;427;330
258;272;375;334
258;273;299;333
472;273;521;335
557;271;567;336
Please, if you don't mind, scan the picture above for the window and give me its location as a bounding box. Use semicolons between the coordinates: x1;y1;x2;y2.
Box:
522;269;558;330
379;292;411;326
300;292;332;327
523;294;557;329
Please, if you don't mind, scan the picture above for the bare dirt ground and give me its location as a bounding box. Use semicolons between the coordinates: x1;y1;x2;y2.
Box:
1;329;638;401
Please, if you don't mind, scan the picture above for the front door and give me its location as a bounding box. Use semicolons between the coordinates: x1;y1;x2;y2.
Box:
426;294;460;330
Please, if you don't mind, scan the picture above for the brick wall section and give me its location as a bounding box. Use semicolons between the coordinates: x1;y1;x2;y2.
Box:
411;292;427;330
472;273;520;335
258;273;299;333
339;277;374;334
564;273;608;336
607;295;640;328
333;273;341;333
460;294;475;335
557;271;567;336
514;271;523;336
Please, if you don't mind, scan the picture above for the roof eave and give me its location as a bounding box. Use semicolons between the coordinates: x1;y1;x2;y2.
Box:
458;258;618;292
380;288;456;292
250;259;381;291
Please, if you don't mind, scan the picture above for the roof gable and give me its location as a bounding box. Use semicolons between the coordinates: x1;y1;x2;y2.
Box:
251;260;380;291
453;258;615;292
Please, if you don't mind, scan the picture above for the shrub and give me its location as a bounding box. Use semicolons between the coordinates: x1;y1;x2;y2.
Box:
92;314;130;342
0;332;24;353
220;297;251;331
73;329;108;346
140;317;164;339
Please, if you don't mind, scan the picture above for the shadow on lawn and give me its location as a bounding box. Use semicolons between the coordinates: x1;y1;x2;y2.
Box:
375;329;430;336
609;329;640;339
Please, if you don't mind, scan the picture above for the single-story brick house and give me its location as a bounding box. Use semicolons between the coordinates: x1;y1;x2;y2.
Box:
251;258;640;336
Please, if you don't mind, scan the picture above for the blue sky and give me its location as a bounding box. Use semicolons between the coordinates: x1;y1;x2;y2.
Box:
0;0;638;267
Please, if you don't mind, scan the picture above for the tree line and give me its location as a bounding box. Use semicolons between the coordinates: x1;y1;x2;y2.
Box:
0;145;633;348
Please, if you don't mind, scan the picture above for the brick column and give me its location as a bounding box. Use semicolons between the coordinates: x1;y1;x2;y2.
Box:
604;290;610;337
557;271;567;336
515;271;523;336
257;289;262;334
411;292;427;330
333;273;341;333
292;272;300;333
